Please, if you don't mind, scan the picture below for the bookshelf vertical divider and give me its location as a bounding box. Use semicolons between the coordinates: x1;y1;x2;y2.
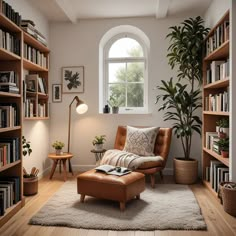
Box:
202;10;230;196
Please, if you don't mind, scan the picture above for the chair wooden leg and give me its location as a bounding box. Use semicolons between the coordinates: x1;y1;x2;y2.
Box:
160;171;163;179
80;194;85;203
120;202;125;211
150;174;155;188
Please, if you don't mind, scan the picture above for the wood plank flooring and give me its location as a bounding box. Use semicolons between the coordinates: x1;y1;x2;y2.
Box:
0;172;235;236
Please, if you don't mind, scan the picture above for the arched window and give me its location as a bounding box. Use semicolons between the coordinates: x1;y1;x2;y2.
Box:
100;27;149;114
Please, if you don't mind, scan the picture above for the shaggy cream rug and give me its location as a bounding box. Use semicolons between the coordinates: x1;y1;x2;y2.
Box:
29;180;206;231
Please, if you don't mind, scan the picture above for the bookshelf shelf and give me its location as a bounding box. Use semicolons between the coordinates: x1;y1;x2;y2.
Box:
0;92;21;98
0;48;21;61
203;147;229;167
204;40;229;61
204;78;229;89
23;32;49;53
24;117;49;121
0;13;21;32
203;111;229;116
23;59;48;72
0;160;21;173
0;126;21;133
202;10;230;199
203;180;218;198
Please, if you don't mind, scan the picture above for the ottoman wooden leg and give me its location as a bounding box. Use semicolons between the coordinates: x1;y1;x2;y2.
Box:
120;202;125;211
80;194;85;203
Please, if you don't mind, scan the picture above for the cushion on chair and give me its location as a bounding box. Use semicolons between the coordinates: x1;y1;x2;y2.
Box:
123;126;159;156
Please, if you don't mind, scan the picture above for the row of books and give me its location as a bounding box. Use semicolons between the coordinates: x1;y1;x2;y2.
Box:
0;0;22;26
0;137;20;167
0;103;20;128
0;28;21;56
204;90;229;112
0;177;20;216
25;74;47;94
0;71;19;94
206;59;230;84
205;132;219;151
23;43;47;69
205;160;229;193
24;99;48;118
205;19;229;56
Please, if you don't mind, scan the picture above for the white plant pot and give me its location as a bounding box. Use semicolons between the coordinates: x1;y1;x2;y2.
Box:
95;144;103;151
222;128;229;137
216;126;220;133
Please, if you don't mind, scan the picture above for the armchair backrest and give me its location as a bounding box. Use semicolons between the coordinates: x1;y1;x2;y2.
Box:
114;126;172;163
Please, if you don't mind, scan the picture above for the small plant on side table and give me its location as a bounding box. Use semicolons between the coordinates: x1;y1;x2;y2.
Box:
92;135;106;151
52;140;65;155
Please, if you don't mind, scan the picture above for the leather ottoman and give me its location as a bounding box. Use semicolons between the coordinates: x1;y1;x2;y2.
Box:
77;169;145;211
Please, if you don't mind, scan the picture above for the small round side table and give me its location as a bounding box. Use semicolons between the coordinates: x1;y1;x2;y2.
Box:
90;149;106;165
48;152;73;181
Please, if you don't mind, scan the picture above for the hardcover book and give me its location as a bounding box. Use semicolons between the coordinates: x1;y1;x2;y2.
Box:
95;165;131;176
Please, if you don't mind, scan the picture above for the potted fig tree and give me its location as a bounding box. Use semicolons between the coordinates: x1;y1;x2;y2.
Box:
155;16;209;184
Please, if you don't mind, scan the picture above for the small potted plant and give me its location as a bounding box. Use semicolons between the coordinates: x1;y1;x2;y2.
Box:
52;140;65;155
219;118;229;137
215;138;229;158
22;136;39;196
107;94;121;114
92;135;106;150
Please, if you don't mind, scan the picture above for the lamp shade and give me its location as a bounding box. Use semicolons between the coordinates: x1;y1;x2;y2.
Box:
76;102;88;114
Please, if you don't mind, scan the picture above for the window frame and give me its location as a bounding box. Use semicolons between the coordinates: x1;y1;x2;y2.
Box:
103;33;148;114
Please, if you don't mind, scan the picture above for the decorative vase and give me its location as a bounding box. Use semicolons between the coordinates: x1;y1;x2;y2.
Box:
95;144;103;151
23;176;38;196
55;149;62;155
112;106;119;114
173;157;198;184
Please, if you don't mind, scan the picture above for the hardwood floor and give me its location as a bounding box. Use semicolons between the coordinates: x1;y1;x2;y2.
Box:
0;172;235;236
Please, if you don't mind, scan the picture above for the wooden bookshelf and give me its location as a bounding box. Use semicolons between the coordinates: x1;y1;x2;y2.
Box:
202;10;230;198
0;9;23;227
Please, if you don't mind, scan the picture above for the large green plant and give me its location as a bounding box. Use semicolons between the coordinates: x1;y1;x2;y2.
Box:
156;16;209;160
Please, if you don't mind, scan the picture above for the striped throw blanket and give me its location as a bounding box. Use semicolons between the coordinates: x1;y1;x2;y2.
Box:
100;149;163;170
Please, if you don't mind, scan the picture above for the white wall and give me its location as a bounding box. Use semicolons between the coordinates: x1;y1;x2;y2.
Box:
49;16;202;173
7;0;51;177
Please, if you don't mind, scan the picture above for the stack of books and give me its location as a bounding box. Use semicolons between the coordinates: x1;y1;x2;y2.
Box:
0;71;19;94
21;19;47;46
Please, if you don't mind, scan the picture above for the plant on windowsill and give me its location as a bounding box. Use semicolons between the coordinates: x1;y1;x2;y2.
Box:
22;136;39;196
92;135;106;151
155;16;209;184
107;94;121;114
52;140;65;155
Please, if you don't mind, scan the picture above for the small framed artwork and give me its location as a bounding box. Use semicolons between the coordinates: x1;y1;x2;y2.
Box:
52;84;62;103
25;77;37;92
62;66;84;93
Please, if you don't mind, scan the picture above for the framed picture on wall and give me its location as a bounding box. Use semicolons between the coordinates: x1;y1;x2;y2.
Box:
52;84;62;102
62;66;84;93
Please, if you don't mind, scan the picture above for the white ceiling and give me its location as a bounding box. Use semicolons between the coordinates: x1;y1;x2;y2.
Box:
27;0;213;23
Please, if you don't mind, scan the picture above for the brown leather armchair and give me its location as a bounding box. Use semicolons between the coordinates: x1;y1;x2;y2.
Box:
113;126;172;187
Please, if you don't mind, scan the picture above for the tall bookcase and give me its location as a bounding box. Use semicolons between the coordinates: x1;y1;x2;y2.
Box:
0;12;24;227
202;10;230;196
0;3;49;226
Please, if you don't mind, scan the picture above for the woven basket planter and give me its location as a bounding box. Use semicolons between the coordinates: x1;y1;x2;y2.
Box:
23;176;38;196
173;158;198;184
221;182;236;216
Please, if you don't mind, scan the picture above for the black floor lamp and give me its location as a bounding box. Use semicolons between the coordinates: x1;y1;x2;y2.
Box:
67;96;88;172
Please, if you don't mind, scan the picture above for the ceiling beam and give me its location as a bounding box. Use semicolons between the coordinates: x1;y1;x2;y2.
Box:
55;0;78;23
156;0;170;19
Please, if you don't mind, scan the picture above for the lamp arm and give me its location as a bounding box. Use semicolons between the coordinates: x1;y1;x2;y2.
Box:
68;96;81;153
